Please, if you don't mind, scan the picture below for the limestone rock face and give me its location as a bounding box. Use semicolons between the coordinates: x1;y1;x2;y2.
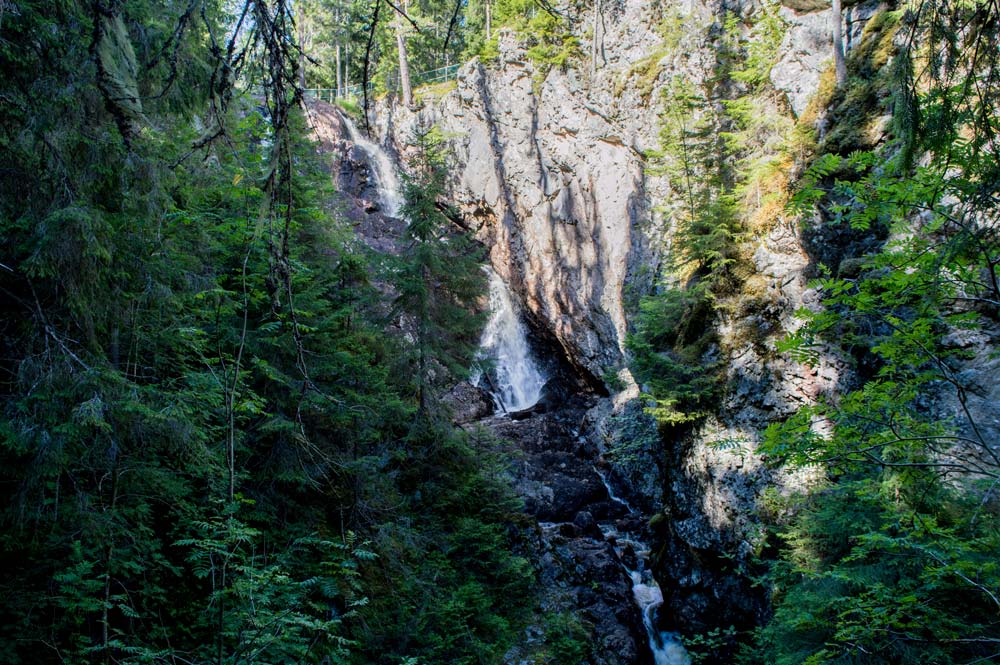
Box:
771;3;835;116
378;56;651;382
771;0;886;117
375;0;861;386
327;0;890;646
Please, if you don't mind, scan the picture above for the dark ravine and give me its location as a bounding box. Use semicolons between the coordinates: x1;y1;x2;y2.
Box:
469;389;691;664
6;2;998;663
317;102;697;662
359;1;888;653
481;396;647;663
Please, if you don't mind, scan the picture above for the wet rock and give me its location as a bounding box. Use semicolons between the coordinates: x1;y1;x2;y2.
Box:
483;398;647;664
573;511;603;539
443;381;495;424
519;458;607;521
508;407;535;421
536;533;643;665
534;377;570;413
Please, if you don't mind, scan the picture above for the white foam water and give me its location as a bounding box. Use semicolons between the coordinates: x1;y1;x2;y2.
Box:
597;472;691;665
338;111;405;218
475;269;546;412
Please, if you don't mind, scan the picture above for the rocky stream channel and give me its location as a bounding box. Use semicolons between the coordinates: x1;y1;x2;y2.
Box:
469;277;689;664
311;102;691;663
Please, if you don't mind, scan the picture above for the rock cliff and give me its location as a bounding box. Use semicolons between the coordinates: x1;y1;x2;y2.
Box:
320;0;907;654
367;0;849;635
374;29;662;384
373;0;861;386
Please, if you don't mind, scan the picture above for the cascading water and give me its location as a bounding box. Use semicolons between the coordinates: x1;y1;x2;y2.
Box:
595;469;691;665
334;100;683;658
475;269;546;413
338;111;405;218
337;109;543;412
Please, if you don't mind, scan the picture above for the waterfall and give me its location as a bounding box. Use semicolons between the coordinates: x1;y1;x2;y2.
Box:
336;102;681;659
630;568;690;665
476;269;546;412
595;470;691;665
338;111;405;218
336;110;545;413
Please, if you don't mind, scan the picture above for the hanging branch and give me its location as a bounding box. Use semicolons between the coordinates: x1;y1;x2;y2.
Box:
442;0;463;58
250;0;343;413
184;0;252;160
142;0;202;101
533;0;565;19
383;0;423;33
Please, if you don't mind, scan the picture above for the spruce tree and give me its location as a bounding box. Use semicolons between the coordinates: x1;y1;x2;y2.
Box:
392;128;486;419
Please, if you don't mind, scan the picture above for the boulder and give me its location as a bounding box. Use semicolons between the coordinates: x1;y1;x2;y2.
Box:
442;381;495;424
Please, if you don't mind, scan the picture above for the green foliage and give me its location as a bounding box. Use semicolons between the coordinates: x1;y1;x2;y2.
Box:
630;0;794;426
350;427;534;664
393;127;487;416
540;611;592;662
805;7;903;156
176;505;368;663
0;4;532;663
756;482;1000;665
683;625;740;664
755;4;1000;662
603;402;662;465
628;285;722;425
726;1;788;89
481;0;580;75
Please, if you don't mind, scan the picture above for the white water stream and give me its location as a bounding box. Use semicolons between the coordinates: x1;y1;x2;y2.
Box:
595;470;691;665
339;112;405;218
475;269;546;412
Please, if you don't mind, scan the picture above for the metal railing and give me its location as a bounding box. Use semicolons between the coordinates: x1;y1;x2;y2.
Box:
304;63;461;103
413;63;460;86
303;84;371;103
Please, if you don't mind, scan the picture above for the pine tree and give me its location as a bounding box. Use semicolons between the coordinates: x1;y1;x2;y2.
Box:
393;128;486;418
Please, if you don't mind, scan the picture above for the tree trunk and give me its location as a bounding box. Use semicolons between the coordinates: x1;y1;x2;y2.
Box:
101;469;119;665
590;0;603;75
336;42;343;97
395;2;413;107
832;0;847;84
334;3;344;98
297;5;308;89
485;0;492;41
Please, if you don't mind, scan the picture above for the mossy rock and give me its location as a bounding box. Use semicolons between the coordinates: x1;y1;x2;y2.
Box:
816;8;903;155
781;0;865;11
781;0;829;13
415;80;457;103
837;256;867;277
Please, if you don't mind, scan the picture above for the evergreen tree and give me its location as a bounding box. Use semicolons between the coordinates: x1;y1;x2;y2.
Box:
0;4;535;663
750;3;1000;662
392;128;486;418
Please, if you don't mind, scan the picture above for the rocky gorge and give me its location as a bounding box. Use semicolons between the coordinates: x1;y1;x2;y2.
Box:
313;0;836;659
310;0;857;656
2;0;996;662
309;0;1000;659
